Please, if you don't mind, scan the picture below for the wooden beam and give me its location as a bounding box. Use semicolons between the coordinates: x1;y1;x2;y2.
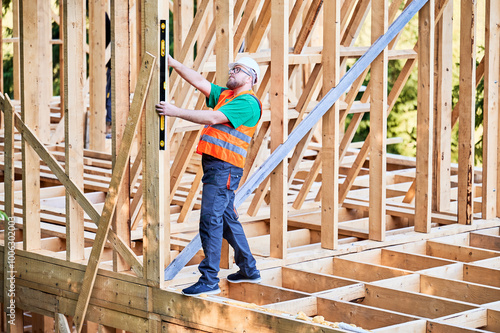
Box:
369;0;388;241
269;0;288;259
457;0;476;225
483;0;500;219
143;0;169;290
433;0;453;212
111;0;132;272
37;0;52;144
72;52;155;333
215;0;234;268
12;0;20;101
321;0;340;249
20;0;42;251
415;0;434;233
88;0;106;151
64;0;85;261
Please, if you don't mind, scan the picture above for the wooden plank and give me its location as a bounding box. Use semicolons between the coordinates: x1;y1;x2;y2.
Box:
426;240;500;263
88;0;106;151
464;264;500;288
269;0;288;259
233;0;261;55
1;94;15;218
415;0;434;233
246;0;271;53
316;298;419;330
482;0;500;219
19;0;42;251
111;0;131;272
37;0;52;144
64;0;85;261
369;0;388;241
420;275;500;305
437;308;488;329
364;284;476;319
215;0;234;269
320;0;340;250
73;53;155;333
469;233;500;252
457;0;477;225
164;0;430;280
177;168;202;223
433;0;452;212
143;0;169;291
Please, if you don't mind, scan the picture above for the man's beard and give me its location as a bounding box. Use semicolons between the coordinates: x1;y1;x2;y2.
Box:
226;77;242;90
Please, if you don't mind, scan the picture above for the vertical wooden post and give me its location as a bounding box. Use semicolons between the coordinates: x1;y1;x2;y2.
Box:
13;0;20;101
111;0;132;272
143;0;169;287
483;0;500;219
369;0;387;241
89;0;107;151
1;94;16;333
321;0;339;249
458;0;476;225
64;0;85;260
19;0;42;251
173;0;194;99
415;0;434;233
59;1;65;119
270;0;288;259
433;0;452;213
32;313;54;332
215;0;233;85
215;0;234;269
37;0;52;143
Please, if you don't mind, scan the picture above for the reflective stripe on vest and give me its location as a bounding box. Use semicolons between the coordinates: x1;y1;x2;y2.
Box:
196;89;262;168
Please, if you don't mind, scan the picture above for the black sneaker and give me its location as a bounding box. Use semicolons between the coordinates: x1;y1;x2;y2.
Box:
182;281;221;296
227;271;261;283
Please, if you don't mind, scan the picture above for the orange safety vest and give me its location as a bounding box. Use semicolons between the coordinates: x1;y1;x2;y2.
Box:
196;89;262;168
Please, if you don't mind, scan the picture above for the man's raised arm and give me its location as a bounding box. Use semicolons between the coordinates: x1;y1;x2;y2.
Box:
168;55;211;97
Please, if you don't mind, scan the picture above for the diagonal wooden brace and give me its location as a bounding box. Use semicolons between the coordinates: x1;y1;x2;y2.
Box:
0;95;143;278
164;0;430;281
71;52;156;333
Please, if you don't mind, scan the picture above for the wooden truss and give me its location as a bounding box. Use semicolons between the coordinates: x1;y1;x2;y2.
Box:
0;0;499;332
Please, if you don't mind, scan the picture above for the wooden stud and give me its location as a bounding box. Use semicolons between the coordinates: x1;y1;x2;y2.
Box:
143;0;169;290
433;0;452;213
64;0;86;261
20;0;42;251
32;313;54;332
111;0;132;272
415;0;434;233
369;0;388;241
36;0;52;144
457;0;477;225
88;0;107;151
270;0;288;259
483;0;500;219
12;0;20;101
215;0;233;269
321;0;340;250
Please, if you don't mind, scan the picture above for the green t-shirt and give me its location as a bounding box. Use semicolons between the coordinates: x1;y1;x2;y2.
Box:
206;83;261;129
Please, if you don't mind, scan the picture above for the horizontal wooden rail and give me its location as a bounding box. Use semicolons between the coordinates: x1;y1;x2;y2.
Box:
164;0;429;281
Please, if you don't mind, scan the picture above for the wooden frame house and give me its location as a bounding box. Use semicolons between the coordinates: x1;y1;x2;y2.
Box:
0;0;499;331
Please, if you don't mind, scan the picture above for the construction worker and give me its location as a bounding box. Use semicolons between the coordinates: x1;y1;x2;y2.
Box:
156;55;262;296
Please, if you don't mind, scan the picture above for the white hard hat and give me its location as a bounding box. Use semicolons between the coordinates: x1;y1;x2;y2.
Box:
229;57;260;84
